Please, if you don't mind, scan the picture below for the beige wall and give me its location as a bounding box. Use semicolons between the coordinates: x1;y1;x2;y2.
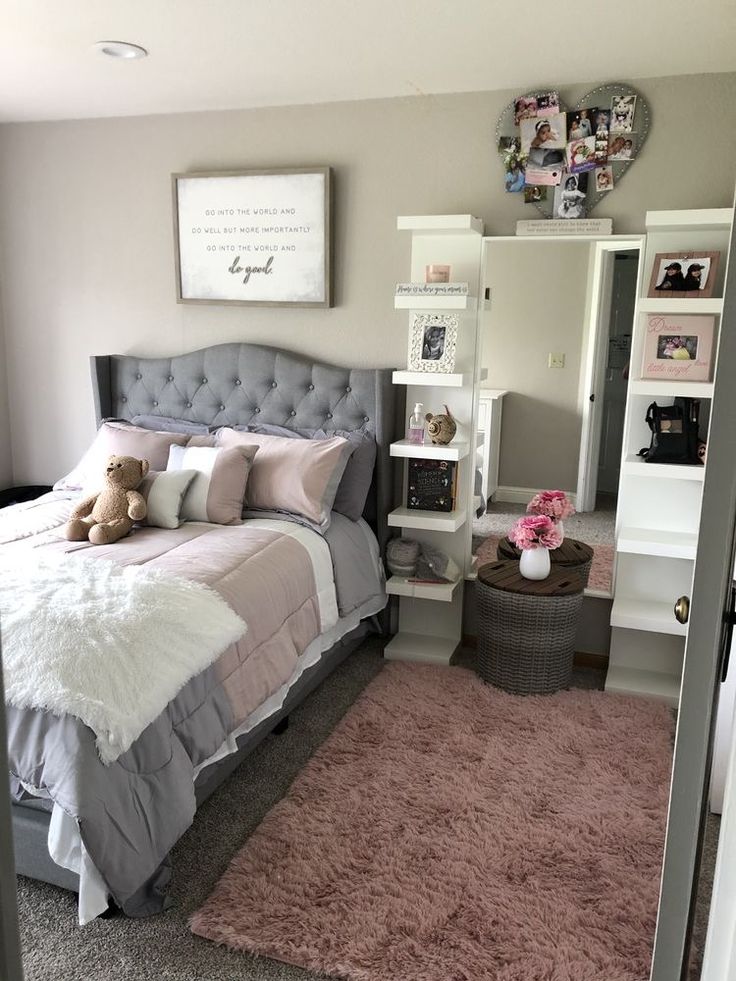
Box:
0;285;11;489
483;241;593;492
0;72;734;484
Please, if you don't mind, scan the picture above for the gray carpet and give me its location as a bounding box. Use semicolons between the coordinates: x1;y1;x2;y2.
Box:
15;639;688;981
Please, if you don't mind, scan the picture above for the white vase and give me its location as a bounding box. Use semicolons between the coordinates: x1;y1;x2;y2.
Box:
519;548;551;580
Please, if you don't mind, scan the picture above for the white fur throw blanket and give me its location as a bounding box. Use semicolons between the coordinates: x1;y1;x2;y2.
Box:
0;553;246;764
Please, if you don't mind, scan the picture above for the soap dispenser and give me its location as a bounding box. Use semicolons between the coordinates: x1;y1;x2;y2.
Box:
408;402;425;445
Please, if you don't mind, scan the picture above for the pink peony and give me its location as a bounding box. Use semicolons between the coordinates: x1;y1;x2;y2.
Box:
527;489;575;522
508;514;563;551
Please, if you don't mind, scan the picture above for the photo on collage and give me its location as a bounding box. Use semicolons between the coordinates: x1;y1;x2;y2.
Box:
567;108;595;141
593;109;610;134
608;133;637;160
610;95;636;132
566;136;597;174
553;172;588;219
524;185;548;203
520;113;566;171
595;166;614;192
535;91;560;117
514;96;538;125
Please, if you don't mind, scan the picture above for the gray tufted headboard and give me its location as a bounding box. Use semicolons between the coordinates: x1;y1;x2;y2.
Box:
90;342;404;557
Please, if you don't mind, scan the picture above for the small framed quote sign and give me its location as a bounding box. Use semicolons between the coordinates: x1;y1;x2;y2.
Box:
172;167;332;307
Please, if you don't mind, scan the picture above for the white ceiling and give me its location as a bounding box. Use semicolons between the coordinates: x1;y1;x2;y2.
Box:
2;0;735;123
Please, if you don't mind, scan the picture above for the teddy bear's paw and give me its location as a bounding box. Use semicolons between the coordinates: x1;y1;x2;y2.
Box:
88;524;113;546
63;519;91;542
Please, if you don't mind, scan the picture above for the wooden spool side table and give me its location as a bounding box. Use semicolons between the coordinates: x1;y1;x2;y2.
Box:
476;560;584;695
496;536;594;588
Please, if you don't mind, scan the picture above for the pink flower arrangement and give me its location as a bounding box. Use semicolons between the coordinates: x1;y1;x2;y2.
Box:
508;515;562;551
527;489;575;522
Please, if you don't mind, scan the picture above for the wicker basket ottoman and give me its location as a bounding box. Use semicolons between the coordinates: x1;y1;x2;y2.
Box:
496;536;594;589
476;560;584;695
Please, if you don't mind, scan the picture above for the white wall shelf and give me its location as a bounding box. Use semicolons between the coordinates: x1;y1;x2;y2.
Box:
385;576;460;602
384;632;458;664
394;294;476;311
388;214;484;665
617;526;698;560
622;456;706;481
397;214;483;235
392;370;469;388
628;380;714;399
390;439;469;461
643;208;732;233
610;597;687;636
387;506;466;533
637;297;723;315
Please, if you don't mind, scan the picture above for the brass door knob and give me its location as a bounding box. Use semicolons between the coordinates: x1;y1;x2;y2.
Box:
674;595;690;625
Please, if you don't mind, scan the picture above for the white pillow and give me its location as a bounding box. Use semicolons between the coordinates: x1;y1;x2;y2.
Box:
138;469;198;529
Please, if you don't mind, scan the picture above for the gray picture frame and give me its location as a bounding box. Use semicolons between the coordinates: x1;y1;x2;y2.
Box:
171;166;334;308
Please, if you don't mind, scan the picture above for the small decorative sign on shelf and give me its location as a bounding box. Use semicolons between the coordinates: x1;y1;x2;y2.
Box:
395;282;469;297
516;218;612;236
407;459;457;512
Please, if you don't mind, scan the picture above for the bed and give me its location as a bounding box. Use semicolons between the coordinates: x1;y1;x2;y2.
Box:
5;341;402;922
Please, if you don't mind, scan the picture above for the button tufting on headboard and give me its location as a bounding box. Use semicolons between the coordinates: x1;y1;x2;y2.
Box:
89;342;404;571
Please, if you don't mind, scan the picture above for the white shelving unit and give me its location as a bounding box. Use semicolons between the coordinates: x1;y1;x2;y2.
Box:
384;214;484;665
605;208;733;706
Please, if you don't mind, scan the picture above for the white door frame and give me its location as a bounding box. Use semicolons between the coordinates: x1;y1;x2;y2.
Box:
576;236;644;511
650;210;736;979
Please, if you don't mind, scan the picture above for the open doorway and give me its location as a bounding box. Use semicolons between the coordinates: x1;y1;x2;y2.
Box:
596;250;638;507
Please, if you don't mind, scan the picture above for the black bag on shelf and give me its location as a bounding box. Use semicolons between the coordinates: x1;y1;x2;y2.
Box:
639;398;701;465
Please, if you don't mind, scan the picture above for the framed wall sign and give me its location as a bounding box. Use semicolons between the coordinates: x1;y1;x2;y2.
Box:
640;313;715;382
172;167;332;307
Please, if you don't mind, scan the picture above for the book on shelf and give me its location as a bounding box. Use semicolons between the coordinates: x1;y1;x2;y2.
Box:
395;282;469;297
407;458;457;512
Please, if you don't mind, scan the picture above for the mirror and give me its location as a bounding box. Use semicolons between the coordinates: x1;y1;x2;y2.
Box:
472;236;641;600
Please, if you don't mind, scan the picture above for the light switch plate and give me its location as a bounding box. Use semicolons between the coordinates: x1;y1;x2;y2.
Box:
548;352;565;368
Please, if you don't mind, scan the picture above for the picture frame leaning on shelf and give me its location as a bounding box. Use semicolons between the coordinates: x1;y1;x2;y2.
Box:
407;313;458;372
647;251;721;299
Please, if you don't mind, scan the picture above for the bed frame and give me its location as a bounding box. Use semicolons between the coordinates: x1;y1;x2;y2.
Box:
12;341;403;896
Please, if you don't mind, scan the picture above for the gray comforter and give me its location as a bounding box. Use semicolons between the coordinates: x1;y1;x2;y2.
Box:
4;494;385;918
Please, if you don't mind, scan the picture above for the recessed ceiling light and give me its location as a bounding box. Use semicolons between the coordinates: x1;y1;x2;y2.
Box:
94;40;148;60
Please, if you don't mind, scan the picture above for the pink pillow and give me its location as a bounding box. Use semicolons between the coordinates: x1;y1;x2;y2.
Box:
214;428;351;530
54;422;189;492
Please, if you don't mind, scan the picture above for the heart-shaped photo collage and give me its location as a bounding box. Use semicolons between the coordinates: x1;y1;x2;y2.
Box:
496;83;650;219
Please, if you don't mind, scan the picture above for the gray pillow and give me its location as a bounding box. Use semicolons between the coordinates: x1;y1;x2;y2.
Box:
138;469;198;529
131;414;211;436
235;424;376;522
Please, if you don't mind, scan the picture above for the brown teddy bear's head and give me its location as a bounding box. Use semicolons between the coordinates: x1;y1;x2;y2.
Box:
104;455;149;489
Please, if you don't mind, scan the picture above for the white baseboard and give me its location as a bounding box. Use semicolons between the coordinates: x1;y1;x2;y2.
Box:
493;485;578;508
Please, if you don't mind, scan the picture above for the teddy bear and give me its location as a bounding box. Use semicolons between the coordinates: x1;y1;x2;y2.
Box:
63;454;149;545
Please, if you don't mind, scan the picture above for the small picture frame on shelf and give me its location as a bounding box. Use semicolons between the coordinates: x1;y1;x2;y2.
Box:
640;313;715;382
647;251;720;299
407;313;458;373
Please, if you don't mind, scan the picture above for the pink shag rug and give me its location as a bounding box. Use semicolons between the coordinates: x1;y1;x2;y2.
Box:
475;533;615;593
191;663;673;981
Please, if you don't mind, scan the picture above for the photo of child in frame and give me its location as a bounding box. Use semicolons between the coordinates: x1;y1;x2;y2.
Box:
422;324;446;361
524;184;547;203
652;256;714;294
656;335;698;361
